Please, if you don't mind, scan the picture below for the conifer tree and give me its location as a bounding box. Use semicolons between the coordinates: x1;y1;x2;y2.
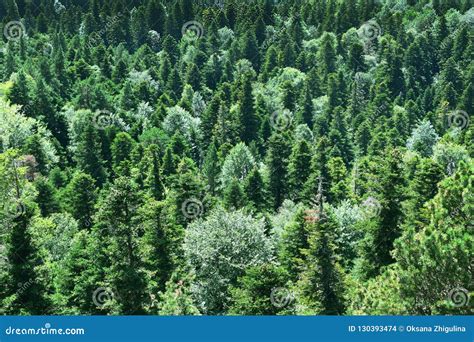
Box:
95;177;147;314
63;172;97;230
297;190;345;315
74;122;107;186
288;139;312;201
142;144;164;201
238;75;259;144
266;132;292;209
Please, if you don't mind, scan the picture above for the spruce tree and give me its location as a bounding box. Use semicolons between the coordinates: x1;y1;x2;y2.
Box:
74;121;107;186
63;172;97;230
288;139;312;201
298;203;345;314
238;74;259;144
266;132;292;209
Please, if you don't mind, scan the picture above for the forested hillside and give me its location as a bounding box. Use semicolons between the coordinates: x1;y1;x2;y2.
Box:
0;0;473;315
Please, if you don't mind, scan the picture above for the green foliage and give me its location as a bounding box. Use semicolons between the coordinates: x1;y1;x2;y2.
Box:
220;142;255;189
406;120;440;157
0;0;472;316
63;172;97;230
297;211;345;315
184;207;272;314
229;263;289;315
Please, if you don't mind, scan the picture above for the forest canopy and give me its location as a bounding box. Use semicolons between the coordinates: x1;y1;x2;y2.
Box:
0;0;473;315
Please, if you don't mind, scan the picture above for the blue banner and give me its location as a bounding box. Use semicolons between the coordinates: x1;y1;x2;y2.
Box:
0;316;472;342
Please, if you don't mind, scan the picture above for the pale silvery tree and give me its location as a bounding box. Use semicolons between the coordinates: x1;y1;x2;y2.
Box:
219;142;255;189
162;105;201;142
0;99;58;166
406;120;440;157
184;207;273;314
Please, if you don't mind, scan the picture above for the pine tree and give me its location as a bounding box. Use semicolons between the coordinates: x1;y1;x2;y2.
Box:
244;168;267;212
140;199;173;294
278;207;310;281
1;153;47;314
158;269;200;315
229;263;289;315
223;178;246;210
162;147;176;178
304;137;331;201
317;33;337;84
95;177;147;314
298;206;345;314
202;141;220;194
240;31;259;69
74;121;107;186
238;75;259;143
295;80;314;128
401;158;443;231
393;161;473;314
288;139;312;201
142;144;164;200
185;63;201;91
266;132;292;209
282;80;297;112
7;70;31;113
63;172;97;230
33;79;68;147
34;177;59;216
111;132;136;177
